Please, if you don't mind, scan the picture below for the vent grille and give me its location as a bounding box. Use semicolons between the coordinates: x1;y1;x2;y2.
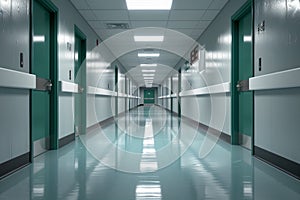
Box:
106;23;130;29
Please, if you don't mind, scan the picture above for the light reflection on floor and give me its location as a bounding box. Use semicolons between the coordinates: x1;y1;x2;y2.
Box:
0;105;299;200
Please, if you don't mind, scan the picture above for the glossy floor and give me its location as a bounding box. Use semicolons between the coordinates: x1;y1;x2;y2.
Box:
0;106;300;200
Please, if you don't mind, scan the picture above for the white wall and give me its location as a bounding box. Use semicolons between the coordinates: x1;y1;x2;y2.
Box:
254;0;300;163
51;0;100;138
180;0;248;135
0;0;30;164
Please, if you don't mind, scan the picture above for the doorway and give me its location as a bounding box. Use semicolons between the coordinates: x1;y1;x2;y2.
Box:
74;26;87;136
144;88;155;104
231;1;254;150
31;0;58;157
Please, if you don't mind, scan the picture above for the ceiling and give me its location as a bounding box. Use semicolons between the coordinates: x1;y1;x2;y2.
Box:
70;0;228;86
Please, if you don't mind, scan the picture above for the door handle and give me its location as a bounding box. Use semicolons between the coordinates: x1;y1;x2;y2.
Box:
35;77;52;91
236;80;249;92
46;81;52;91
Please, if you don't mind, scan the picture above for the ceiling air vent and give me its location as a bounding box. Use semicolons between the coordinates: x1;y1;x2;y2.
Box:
106;23;130;29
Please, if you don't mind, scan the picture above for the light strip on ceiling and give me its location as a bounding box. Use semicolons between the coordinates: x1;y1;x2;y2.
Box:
143;74;155;76
142;70;156;73
126;0;173;10
138;53;160;57
140;64;158;67
134;36;164;42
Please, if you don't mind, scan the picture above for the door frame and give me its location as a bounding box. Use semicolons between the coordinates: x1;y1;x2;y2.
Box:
30;0;58;160
231;0;254;152
74;25;87;135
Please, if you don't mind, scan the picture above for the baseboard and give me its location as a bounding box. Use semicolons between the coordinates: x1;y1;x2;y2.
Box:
87;116;115;133
0;153;30;179
181;115;231;144
59;133;75;148
254;146;300;180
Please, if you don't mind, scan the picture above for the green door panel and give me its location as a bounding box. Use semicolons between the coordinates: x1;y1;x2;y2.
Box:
74;33;86;135
238;11;253;137
144;89;155;104
32;0;51;141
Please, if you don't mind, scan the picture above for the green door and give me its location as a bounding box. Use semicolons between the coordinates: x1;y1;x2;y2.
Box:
237;11;253;149
74;30;86;135
144;89;155;104
31;0;51;156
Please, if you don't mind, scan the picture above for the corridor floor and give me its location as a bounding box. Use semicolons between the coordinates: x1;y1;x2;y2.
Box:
0;106;299;200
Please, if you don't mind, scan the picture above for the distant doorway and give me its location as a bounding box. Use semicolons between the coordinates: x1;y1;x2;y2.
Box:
144;88;155;104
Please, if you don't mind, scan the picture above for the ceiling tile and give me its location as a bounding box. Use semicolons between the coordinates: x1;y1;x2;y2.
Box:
88;21;104;29
87;0;127;9
201;10;219;20
131;21;167;28
169;10;205;21
172;0;213;9
93;10;129;21
95;29;126;40
196;20;211;28
71;0;90;9
167;20;199;29
79;10;97;21
129;11;169;21
208;0;228;10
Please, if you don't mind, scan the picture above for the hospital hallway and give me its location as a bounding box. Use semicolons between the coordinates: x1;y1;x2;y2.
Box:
0;105;299;200
1;0;300;199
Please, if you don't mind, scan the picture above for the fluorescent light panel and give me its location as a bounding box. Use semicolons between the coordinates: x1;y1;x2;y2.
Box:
134;36;164;42
143;74;155;76
142;70;156;73
140;64;158;67
138;53;160;57
126;0;173;10
144;77;154;80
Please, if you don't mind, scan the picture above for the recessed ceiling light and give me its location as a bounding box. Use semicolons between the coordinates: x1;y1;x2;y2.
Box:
126;0;173;10
143;74;155;76
144;77;154;80
134;36;164;42
142;70;156;73
140;64;158;67
138;53;160;57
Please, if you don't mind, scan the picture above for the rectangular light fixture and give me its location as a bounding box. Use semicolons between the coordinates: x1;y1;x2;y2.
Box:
138;53;160;57
140;64;158;67
142;70;156;73
143;74;155;76
144;77;154;80
126;0;173;10
134;36;164;42
33;35;45;42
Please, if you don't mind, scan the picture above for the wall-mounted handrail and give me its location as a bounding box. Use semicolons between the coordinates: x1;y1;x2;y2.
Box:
249;67;300;91
180;82;230;97
60;81;80;93
0;67;36;89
